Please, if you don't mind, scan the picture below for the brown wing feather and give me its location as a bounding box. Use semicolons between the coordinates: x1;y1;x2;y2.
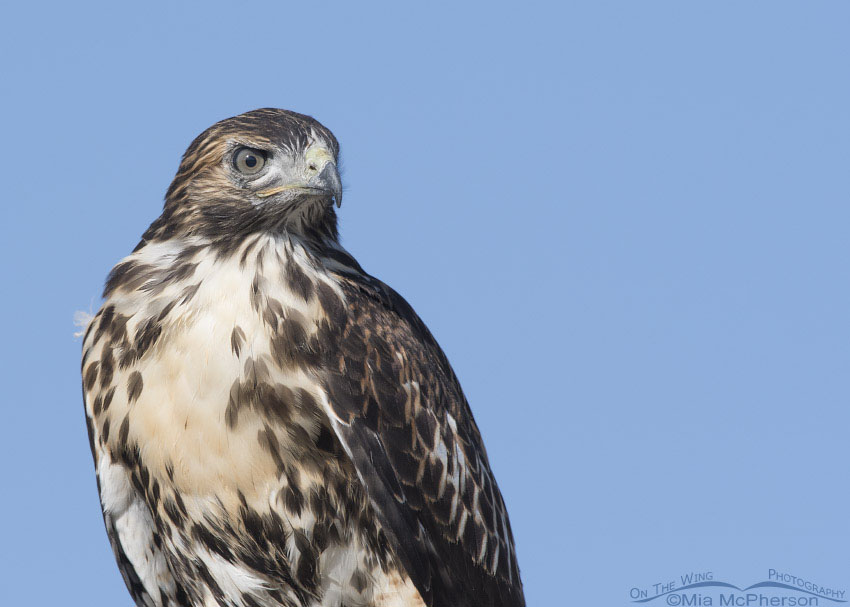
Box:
321;273;525;607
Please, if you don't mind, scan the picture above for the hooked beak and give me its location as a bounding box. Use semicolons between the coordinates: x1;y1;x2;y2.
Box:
314;162;343;208
256;161;342;208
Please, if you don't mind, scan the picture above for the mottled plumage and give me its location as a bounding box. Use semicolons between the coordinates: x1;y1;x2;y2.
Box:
81;108;524;607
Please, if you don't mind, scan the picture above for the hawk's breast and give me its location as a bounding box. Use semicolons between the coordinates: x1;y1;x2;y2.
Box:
94;235;335;510
83;234;423;606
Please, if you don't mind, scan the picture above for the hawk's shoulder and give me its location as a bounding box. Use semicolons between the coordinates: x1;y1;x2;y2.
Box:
320;271;525;607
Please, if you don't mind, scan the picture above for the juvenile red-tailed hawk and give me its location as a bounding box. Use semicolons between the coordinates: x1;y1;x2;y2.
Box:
81;108;525;607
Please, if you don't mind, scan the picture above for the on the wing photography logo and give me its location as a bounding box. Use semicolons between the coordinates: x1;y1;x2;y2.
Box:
629;570;845;606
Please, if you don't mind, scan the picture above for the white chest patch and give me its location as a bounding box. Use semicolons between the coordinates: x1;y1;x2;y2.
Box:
83;235;424;607
100;236;337;505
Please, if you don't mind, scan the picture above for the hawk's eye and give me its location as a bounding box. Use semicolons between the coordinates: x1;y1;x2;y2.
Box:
233;147;267;175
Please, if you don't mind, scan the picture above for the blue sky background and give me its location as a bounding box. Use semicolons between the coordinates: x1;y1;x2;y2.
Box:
0;2;847;605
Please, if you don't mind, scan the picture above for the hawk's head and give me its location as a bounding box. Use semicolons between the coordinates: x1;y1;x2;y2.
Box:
142;108;342;248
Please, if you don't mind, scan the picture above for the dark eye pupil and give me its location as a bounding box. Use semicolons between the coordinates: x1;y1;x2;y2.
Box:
245;155;257;168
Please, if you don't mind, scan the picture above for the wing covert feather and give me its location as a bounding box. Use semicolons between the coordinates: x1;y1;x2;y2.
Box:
322;274;525;607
